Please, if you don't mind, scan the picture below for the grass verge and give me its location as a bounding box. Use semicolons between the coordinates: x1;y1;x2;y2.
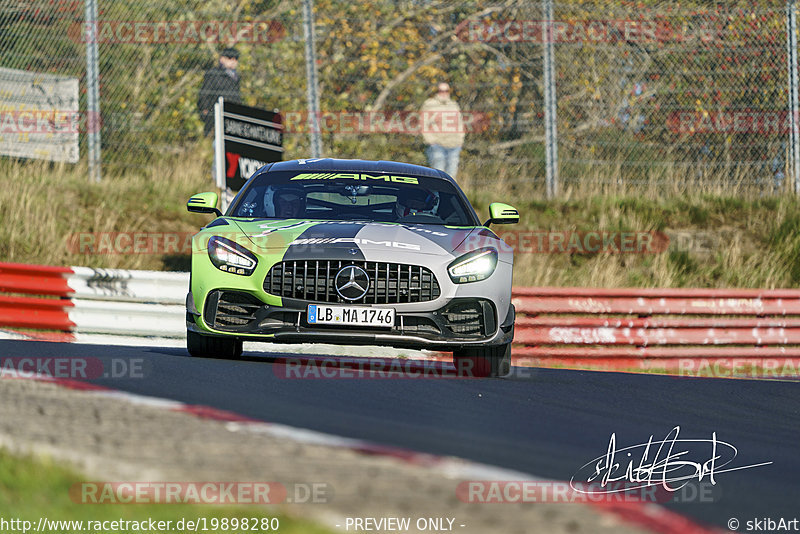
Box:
0;447;333;534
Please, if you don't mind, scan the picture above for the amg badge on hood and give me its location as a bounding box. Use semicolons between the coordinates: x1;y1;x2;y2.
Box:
289;237;421;251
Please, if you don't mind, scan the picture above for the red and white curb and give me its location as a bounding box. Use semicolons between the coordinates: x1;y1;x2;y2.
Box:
0;263;187;338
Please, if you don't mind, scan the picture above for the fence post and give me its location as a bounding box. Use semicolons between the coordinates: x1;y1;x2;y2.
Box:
302;0;323;158
542;0;558;199
84;0;101;182
788;0;800;194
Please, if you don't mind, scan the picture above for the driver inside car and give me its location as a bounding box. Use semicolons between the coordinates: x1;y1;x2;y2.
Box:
394;188;439;220
264;185;307;219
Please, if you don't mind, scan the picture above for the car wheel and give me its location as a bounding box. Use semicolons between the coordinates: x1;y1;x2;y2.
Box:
453;343;511;378
187;330;243;360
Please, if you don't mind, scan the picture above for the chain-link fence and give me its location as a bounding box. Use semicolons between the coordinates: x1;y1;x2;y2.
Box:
552;1;791;193
0;0;797;196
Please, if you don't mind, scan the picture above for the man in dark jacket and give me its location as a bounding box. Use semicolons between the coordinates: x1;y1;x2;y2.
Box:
198;47;241;136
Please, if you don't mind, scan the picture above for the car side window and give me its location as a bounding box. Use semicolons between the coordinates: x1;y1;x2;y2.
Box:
233;187;264;217
437;193;467;224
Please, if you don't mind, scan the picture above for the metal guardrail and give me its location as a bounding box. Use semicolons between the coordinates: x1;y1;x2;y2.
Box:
4;262;800;360
512;286;800;360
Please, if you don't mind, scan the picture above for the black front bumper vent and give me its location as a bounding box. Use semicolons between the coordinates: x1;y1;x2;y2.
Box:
204;290;263;329
440;299;496;337
264;260;441;304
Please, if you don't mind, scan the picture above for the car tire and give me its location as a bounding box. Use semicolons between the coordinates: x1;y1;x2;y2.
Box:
187;330;243;360
453;343;512;378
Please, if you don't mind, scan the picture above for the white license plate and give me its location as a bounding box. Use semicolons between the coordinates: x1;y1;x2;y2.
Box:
307;304;395;327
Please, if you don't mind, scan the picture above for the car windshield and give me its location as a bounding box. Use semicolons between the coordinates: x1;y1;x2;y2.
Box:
227;170;479;226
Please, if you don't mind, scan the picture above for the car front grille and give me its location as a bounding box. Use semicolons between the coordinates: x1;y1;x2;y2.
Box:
264;260;441;304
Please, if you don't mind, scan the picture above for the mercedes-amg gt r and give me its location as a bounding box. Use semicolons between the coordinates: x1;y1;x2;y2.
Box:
186;158;519;377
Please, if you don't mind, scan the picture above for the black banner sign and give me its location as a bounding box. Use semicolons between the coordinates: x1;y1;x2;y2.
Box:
221;101;283;191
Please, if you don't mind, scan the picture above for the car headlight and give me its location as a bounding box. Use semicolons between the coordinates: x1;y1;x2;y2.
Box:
448;248;498;283
208;236;258;276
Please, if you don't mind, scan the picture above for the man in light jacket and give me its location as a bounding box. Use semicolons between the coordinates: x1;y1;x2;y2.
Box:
420;82;465;179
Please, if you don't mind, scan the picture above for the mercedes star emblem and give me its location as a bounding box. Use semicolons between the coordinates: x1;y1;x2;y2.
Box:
335;265;370;301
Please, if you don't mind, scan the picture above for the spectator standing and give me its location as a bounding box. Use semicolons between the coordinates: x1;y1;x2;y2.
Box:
198;47;242;136
420;82;465;179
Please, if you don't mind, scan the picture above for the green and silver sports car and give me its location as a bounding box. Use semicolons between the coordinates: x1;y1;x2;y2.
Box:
186;158;519;377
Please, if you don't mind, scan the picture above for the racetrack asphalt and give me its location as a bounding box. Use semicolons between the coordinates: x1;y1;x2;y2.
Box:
2;338;797;530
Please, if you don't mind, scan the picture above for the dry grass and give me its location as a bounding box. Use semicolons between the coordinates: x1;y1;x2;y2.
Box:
0;148;210;271
1;150;799;288
464;176;799;288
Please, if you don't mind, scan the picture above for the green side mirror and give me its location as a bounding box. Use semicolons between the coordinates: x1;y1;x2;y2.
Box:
484;202;519;226
187;192;222;217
